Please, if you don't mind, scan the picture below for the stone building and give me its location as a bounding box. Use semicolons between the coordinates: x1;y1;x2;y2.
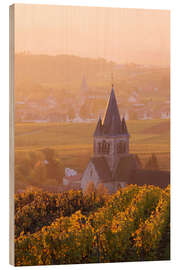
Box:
81;85;140;193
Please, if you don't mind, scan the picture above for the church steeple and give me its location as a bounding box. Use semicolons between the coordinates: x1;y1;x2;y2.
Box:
102;85;121;136
93;85;130;173
93;85;130;138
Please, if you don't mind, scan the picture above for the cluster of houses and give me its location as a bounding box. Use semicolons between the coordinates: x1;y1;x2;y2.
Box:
15;76;170;123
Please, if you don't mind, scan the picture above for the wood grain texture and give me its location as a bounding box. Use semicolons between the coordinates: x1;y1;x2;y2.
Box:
9;4;15;266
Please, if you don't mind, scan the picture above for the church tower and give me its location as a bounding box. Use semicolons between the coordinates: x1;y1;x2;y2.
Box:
93;85;130;175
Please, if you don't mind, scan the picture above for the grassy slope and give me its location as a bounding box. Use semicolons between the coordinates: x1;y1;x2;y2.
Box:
15;119;170;172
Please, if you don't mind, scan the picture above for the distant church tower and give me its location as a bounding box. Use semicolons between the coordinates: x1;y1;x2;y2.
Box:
81;75;88;93
93;85;129;175
79;75;88;107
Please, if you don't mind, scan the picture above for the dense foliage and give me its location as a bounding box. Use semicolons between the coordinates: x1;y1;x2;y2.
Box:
15;187;106;238
15;148;65;192
15;185;170;266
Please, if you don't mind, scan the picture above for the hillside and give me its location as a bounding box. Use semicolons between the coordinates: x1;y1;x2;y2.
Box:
15;53;169;96
15;54;170;122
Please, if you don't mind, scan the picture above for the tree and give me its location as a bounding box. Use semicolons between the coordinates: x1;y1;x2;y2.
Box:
96;183;108;197
85;181;96;194
46;158;64;184
41;148;55;161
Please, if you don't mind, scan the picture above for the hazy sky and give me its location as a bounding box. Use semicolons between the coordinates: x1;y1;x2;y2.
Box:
15;4;170;66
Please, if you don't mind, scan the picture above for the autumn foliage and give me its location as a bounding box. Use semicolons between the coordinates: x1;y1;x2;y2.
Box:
15;185;170;266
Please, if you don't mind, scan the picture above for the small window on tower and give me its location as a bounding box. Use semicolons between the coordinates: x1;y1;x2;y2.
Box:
117;142;121;153
90;169;93;177
102;140;110;154
98;143;102;153
98;141;110;154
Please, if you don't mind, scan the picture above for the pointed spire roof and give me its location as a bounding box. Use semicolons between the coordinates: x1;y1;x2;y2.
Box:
93;86;129;137
122;117;129;135
103;85;121;135
108;115;118;136
94;116;102;136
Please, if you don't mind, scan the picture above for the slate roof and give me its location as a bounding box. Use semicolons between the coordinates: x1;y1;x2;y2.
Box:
114;154;141;181
90;156;170;189
103;87;121;135
128;169;170;188
94;117;102;136
121;116;129;135
90;154;140;183
90;156;112;183
94;86;129;137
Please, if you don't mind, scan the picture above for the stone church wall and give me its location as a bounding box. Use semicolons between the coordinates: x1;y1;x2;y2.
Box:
81;161;100;191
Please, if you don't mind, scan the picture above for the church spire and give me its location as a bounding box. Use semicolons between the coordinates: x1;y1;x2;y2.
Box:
103;85;121;135
108;115;117;135
93;116;102;136
122;116;129;135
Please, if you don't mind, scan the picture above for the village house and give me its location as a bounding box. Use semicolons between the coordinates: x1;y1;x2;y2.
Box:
63;168;82;190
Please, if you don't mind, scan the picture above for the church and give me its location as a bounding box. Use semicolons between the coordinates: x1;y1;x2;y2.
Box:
81;85;141;193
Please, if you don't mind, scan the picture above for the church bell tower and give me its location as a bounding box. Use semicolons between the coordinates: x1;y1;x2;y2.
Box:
93;85;130;175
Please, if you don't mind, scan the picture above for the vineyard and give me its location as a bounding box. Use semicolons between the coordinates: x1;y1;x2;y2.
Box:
14;119;170;192
15;185;170;266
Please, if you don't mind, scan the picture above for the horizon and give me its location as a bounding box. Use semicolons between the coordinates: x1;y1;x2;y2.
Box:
15;52;170;68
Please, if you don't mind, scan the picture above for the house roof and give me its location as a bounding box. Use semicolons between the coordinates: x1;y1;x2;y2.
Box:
90;154;140;183
114;154;141;181
128;169;170;188
87;155;169;189
90;156;112;183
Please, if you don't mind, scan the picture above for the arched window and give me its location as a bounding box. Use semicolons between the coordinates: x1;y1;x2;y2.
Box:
117;142;122;153
123;143;126;153
117;142;126;153
102;140;110;154
98;142;102;153
98;140;110;154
